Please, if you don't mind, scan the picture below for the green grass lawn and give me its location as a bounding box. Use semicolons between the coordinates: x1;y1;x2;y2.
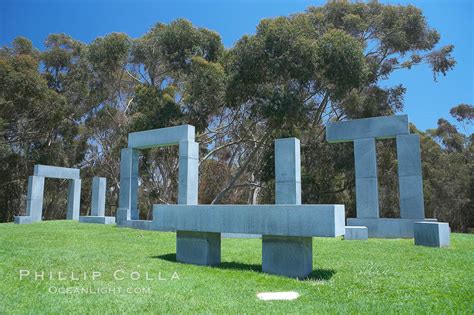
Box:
0;221;473;314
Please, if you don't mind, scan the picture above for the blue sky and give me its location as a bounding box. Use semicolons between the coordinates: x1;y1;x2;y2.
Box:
1;0;473;132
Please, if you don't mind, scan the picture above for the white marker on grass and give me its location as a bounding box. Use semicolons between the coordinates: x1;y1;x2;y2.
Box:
257;292;299;301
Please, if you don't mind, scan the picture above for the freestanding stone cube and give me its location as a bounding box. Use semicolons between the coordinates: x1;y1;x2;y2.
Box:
414;222;450;247
15;165;81;224
344;226;368;240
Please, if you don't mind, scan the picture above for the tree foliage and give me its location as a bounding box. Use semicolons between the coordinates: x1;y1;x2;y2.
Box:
0;1;471;231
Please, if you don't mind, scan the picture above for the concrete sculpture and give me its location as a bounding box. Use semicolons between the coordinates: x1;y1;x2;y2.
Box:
327;115;450;243
79;177;115;224
414;222;450;247
116;126;345;278
344;226;368;240
153;136;344;278
15;165;81;224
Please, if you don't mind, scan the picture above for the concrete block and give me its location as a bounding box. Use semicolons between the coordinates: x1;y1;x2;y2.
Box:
26;176;44;220
14;216;39;224
397;134;422;177
222;233;261;238
275;137;301;205
33;164;80;179
355;177;380;218
178;141;199;205
344;226;368;240
399;175;425;219
127;220;154;230
128;125;195;149
176;231;221;266
118;148;139;220
179;140;199;159
66;179;81;220
347;218;437;238
275;181;301;205
116;208;130;226
414;222;450;247
79;216;115;224
91;177;106;216
262;235;312;278
275;138;301;183
326;115;409;143
354;138;377;178
153;204;345;237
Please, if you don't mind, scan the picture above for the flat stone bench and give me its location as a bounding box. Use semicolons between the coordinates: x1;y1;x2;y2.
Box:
153;204;345;278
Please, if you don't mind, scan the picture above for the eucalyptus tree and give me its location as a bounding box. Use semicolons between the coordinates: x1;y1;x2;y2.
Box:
214;0;455;208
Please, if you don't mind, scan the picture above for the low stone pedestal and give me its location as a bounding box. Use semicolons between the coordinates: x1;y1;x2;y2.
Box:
176;231;221;266
414;222;450;247
14;216;38;224
79;216;115;225
344;226;368;240
262;236;312;279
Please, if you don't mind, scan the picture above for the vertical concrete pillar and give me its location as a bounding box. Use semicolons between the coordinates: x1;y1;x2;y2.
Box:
354;138;380;218
397;134;425;219
66;179;81;220
176;140;221;266
274;138;301;204
26;175;45;222
178;140;199;205
91;177;106;216
262;138;312;279
118;148;139;222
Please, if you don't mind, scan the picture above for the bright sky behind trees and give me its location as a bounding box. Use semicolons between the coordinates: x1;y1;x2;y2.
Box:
1;0;472;131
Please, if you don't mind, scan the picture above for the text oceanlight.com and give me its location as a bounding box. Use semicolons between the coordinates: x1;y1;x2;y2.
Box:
19;270;180;281
19;270;180;294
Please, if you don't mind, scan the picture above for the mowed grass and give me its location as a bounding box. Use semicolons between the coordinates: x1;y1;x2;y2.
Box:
0;221;473;314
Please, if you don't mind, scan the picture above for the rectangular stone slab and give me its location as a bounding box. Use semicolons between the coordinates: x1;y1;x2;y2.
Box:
14;216;37;224
414;222;450;247
128;125;195;149
326;115;409;143
79;216;115;225
344;226;368;240
33;165;80;179
347;218;437;238
153;204;345;237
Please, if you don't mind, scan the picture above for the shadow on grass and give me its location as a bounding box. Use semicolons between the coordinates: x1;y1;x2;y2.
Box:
152;253;335;281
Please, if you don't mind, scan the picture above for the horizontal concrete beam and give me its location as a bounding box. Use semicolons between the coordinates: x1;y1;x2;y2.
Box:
128;125;195;149
153;204;345;237
79;216;116;225
347;217;437;238
33;165;80;179
326;115;409;143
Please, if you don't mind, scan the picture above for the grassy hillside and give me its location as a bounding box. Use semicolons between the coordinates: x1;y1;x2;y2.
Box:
0;221;472;313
